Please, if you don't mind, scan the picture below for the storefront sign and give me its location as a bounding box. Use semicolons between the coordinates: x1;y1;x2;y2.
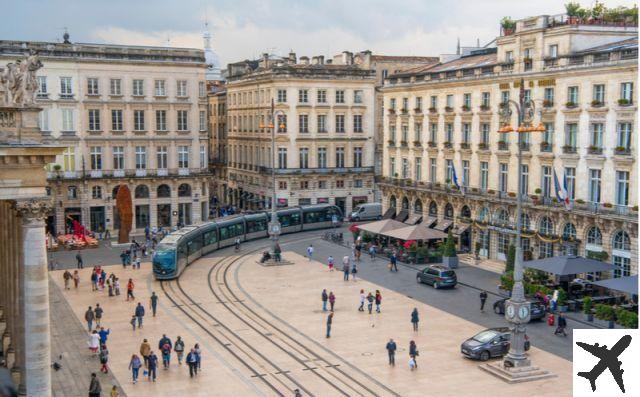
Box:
537;78;556;87
487;225;517;235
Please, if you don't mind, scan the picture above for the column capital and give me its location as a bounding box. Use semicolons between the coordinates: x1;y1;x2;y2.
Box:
12;198;52;226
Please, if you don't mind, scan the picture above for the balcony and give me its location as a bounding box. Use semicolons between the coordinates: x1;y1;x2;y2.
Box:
460;142;471;150
479;104;491;112
157;169;169;176
587;146;603;155
427;141;437;148
135;169;147;177
614;147;631;156
519;142;530;151
543;58;558;68
413;107;422;114
113;170;125;177
523;59;533;71
444;106;454;113
542;100;554;108
478;143;489;151
617;99;633;107
260;166;374;176
178;168;190;176
540;142;553;152
428;107;437;114
562;145;577;154
461;105;471;113
400;141;408;147
590;100;605;108
498;141;509;151
90;170;103;178
412;140;422;147
387;140;396;147
443;142;453;149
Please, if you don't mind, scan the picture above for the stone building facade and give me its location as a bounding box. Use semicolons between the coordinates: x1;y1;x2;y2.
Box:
0;40;211;236
208;87;227;212
379;15;638;276
223;52;377;216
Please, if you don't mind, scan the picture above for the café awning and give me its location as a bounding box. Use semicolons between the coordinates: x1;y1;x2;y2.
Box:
382;225;448;241
395;209;409;223
357;219;406;234
382;207;395;220
524;255;616;276
593;275;638;295
434;219;453;232
404;214;422;225
421;216;437;227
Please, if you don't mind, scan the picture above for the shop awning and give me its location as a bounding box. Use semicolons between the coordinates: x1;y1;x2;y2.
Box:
382;225;448;241
592;275;638;295
524;255;616;276
395;209;409;223
421;216;437;227
452;222;471;235
434;219;453;232
382;207;395;220
357;219;406;234
404;214;422;225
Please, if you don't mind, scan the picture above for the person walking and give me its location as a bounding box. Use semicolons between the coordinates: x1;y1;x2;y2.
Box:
120;251;127;267
114;278;120;296
135;302;145;328
306;244;314;261
90;270;98;292
63;270;72;290
140;339;151;368
480;290;488;312
326;312;333;338
234;237;241;251
358;289;365;312
369;244;377;260
351;262;358;281
147;351;158;382
375;290;382;313
126;279;135;301
194;343;202;371
186;349;198;377
555;313;568;337
76;252;84;269
328;292;336;312
409;340;419;369
294;389;302;397
85;306;95;332
89;330;100;354
99;345;109;373
386;338;397;366
149;292;158;317
327;255;334;271
129;354;142;384
88;373;101;397
100;269;107;290
342;256;350;281
160;339;172;369
366;292;374;314
135;256;141;269
174;336;185;365
130;315;137;331
73;270;80;288
389;251;398;272
94;304;104;328
411;308;419;331
321;289;328;312
110;386;119;397
98;327;110;346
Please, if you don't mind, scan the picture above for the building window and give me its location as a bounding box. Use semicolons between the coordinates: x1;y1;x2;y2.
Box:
501;90;510;105
620;82;633;103
549;44;558;58
277;89;287;103
300;181;309;190
430;95;437;109
135;205;150;229
354;90;363;104
87;78;99;95
154;80;166;96
111;109;123;131
177;110;188;131
445;95;453;108
480;162;488;190
587;227;602;246
543;122;554;145
278;148;287;169
567;86;579;104
480;123;490;145
62;147;75;171
390;98;396;110
37;76;47;96
200;145;206;168
589;169;601;203
177;80;188;97
299;148;309;169
592;84;605;104
298;89;308;103
60;77;73;98
336;180;344;189
198;81;205;98
402;158;409;179
335;90;345;104
462;93;471;109
462;123;470;143
335;115;345;133
92;186;102;199
277;115;287;133
67;186;78;200
38;109;49;131
430;158;437;183
445;159;453;183
505;51;513;62
133;79;144;96
156;110;167;131
499;163;508;192
90;146;102;170
612;230;631;278
390;125;396;142
617;122;632;149
178;146;189;168
299;114;309;133
445;123;453;143
109;78;122;96
335;147;345;168
61;108;75;132
134;110;145;131
156;146;168;169
590;123;603;148
616;170;629;206
199;111;206;131
565;167;575;199
278;181;287;190
113;146;124;170
524;89;531;103
565;123;577;148
317;89;326;103
429;124;437;143
353;147;363;168
390;157;396;177
317;115;327;132
414;123;422;142
402;125;409;142
541;166;552;198
353;115;363;132
88;109;101;131
481;92;490;107
415;157;422;181
317;147;327;168
415;97;422;111
462;160;469;187
544;88;554;105
135;146;146;169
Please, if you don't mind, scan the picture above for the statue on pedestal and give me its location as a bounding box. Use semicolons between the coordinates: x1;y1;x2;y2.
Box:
0;51;42;107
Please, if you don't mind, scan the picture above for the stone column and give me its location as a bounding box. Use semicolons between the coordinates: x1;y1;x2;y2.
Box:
14;198;52;396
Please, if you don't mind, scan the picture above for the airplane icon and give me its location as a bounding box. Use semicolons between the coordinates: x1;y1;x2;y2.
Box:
576;335;632;393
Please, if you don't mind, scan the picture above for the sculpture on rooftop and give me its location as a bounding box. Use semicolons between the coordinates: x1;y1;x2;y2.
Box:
0;51;43;107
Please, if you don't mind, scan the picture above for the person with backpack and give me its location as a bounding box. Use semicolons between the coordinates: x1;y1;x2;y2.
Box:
139;339;151;368
186;349;198;377
375;290;382;313
411;308;419;331
160;340;172;369
94;304;104;328
174;336;185;365
85;306;95;332
135;302;145;328
366;292;374;314
99;345;109;373
321;289;328;312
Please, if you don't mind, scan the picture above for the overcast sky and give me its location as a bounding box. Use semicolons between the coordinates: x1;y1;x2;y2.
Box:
2;0;636;65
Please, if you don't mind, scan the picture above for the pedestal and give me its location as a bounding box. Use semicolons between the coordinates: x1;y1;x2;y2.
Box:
480;361;556;383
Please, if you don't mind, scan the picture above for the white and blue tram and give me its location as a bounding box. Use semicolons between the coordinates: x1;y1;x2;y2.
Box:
152;204;343;279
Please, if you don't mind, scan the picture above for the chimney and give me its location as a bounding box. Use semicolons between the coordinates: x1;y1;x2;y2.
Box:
299;56;309;65
318;55;325;65
326;59;332;64
361;50;372;69
288;51;296;64
342;51;353;65
311;56;318;65
261;53;269;68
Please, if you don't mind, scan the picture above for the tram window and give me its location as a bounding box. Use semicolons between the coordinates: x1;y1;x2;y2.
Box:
279;212;301;227
187;237;202;254
247;219;267;233
304;209;331;223
204;230;217;245
234;223;245;235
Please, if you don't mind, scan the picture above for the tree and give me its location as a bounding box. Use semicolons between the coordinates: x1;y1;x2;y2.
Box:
116;184;133;244
443;230;457;257
565;2;582;17
505;244;516;273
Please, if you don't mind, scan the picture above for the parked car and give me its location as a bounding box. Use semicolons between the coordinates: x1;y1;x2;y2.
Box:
493;298;546;321
350;203;382;221
461;327;530;361
416;265;457;289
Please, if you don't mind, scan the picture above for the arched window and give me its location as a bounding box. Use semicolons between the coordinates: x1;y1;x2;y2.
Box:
444;203;454;219
495;209;509;224
414;199;423;214
613;231;630;251
429;201;438;216
157;184;171;198
401;197;409;210
389;195;397;209
520;213;531;231
539;216;554;235
135;185;149;199
612;231;631;278
178;183;192;197
460;205;471;219
562;223;576;240
112;185;120;199
92;186;102;199
587;227;602;246
478;207;489;222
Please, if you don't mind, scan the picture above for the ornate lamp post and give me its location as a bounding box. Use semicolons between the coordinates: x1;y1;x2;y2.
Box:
497;78;546;369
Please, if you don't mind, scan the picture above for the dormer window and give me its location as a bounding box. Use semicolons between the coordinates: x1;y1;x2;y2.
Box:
505;51;513;63
549;45;558;59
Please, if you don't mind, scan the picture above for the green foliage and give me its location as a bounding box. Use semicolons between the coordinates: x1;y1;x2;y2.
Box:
557;289;568;306
505;244;516;273
586;250;609;262
500;271;514;291
443;230;457;257
591;1;605;19
582;296;593;314
615;308;638;328
475;241;481;254
500;17;516;30
361;233;372;243
594;304;615;321
52;163;62;171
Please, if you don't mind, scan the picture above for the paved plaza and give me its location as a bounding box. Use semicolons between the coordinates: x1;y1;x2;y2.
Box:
50;234;573;396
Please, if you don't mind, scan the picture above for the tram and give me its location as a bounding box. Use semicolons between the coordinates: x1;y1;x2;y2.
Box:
152;204;343;279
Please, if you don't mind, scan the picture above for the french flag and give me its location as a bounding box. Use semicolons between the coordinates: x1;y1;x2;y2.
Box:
452;165;465;195
553;169;571;210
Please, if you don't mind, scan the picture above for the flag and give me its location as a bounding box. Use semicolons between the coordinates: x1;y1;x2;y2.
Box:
452;165;465;195
563;171;572;210
553;168;570;210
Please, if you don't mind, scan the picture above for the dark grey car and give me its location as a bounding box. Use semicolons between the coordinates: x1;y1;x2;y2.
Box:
416;265;457;289
461;327;530;361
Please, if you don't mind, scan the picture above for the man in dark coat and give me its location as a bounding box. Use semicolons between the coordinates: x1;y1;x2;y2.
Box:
386;338;397;366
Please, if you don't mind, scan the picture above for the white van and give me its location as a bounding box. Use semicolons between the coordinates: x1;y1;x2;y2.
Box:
350;202;382;221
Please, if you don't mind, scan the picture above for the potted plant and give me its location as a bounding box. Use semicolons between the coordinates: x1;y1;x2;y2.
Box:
478;143;488;150
445;106;453;112
480;104;490;111
414;107;422;113
576;198;585;204
505;244;516;273
591;100;603;107
603;202;613;208
615;146;629;154
442;229;459;269
428;106;437;113
595;304;615;328
462;105;470;112
565;2;581;23
556;289;568;312
508;192;516;198
487;189;496;195
474;241;481;260
542;99;553;107
387;139;395;145
618;98;630;106
388;108;396;114
633;205;638;212
583;296;593;322
501;16;516;35
565;101;577;108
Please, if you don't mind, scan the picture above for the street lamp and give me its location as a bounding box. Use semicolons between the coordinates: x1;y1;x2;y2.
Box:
497;78;545;369
259;99;286;260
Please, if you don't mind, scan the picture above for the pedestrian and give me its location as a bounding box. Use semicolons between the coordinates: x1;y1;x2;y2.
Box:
107;281;114;297
135;302;145;328
90;270;98;292
110;386;119;397
88;373;101;397
158;334;172;354
149;292;158;317
409;341;419;369
73;270;80;288
306;244;314;261
369;244;376;260
327;255;334;271
85;306;95;332
76;252;84;269
342;256;350;281
100;269;107;290
411;308;419;331
375;290;382;313
63;270;72;290
128;354;142;384
386;338;397;366
194;343;202;370
351;262;358;281
358;289;365;312
126;279;135;301
98;327;110;346
389;251;398;272
234;237;240;251
480;290;488;312
120;251;127;267
89;330;100;354
174;336;185;364
186;349;198;377
409;356;417;371
99;344;109;373
321;289;328;312
140;339;151;368
114;278;121;296
355;243;362;262
160;339;172;369
294;389;302;397
147;351;158;382
326;312;333;338
366;292;374;314
328;291;336;312
94;304;104;328
555;313;567;337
